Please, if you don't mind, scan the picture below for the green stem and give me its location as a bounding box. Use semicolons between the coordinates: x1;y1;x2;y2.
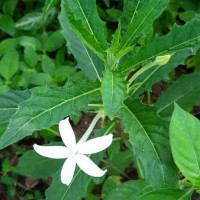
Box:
146;91;151;105
128;62;154;87
78;111;104;144
47;128;59;136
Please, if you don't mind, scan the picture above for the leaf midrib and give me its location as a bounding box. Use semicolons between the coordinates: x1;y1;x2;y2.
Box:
120;0;161;50
1;87;100;147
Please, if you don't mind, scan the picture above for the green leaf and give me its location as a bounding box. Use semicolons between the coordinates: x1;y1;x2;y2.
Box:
120;0;145;36
170;104;200;187
105;180;152;200
15;150;63;179
101;68;127;119
24;46;38;67
45;153;103;200
15;12;43;31
61;0;109;60
156;72;200;117
44;30;66;52
118;0;169;51
18;36;42;50
0;82;100;149
137;188;189;200
24;72;53;86
130;48;193;97
59;8;104;81
119;99;178;189
0;14;15;36
41;55;55;76
2;0;18;16
122;18;200;75
0;38;18;55
0;90;30;124
0;49;19;80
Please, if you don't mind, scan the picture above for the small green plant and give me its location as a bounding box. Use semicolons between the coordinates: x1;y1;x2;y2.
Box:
1;0;200;199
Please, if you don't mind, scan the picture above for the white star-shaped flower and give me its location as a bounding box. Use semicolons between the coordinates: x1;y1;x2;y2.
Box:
33;118;113;185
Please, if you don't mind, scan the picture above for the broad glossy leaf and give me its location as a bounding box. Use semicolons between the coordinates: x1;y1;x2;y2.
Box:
122;18;200;75
170;104;200;186
101;68;127;119
0;82;100;149
0;90;30;124
130;48;193;97
156;73;200;117
105;180;152;200
61;0;109;60
15;149;63;178
59;7;104;81
118;0;169;51
41;55;55;76
0;49;19;80
119;99;178;189
138;188;189;200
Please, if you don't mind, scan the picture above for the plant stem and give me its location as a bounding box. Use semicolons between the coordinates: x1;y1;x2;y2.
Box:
146;91;151;105
78;111;104;144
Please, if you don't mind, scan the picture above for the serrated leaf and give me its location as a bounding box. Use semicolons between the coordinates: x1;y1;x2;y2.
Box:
15;149;63;178
0;49;19;80
61;0;109;60
119;99;178;189
118;0;169;51
120;0;145;36
130;48;193;97
105;180;152;200
138;188;189;200
0;82;100;149
156;73;200;117
0;90;31;124
122;18;200;75
170;104;200;186
59;8;104;81
45;153;102;200
101;69;127;119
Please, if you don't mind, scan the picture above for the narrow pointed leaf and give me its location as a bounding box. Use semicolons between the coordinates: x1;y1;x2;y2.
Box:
59;6;104;81
101;68;127;119
61;0;108;60
170;104;200;186
122;18;200;75
119;99;178;189
118;0;169;51
0;82;100;149
156;72;200;117
120;0;146;36
0;90;31;124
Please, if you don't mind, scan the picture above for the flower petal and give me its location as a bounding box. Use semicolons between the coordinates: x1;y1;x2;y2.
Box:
77;134;113;154
59;118;76;150
61;156;76;185
76;154;106;177
33;144;70;159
